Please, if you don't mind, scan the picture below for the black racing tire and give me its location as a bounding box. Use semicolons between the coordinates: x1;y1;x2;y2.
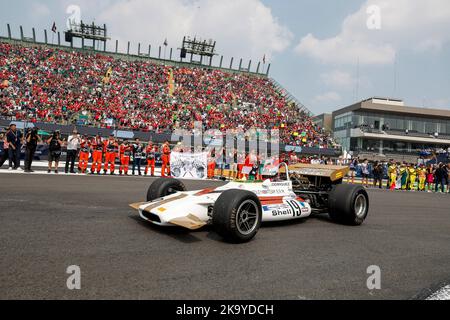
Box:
212;189;262;243
328;184;369;225
146;178;186;202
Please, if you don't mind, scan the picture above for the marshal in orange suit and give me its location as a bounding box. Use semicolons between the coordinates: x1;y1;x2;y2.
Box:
161;141;171;177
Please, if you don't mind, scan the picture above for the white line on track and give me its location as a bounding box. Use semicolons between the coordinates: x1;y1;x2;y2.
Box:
426;285;450;300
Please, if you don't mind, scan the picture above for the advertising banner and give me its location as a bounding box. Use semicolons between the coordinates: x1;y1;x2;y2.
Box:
170;152;207;180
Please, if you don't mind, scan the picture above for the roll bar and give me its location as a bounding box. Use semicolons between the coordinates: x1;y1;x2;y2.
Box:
278;162;290;181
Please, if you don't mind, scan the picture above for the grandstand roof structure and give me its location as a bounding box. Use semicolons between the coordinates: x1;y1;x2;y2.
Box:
334;97;450;120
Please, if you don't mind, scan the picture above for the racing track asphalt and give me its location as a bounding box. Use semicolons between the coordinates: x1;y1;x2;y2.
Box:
1;173;449;300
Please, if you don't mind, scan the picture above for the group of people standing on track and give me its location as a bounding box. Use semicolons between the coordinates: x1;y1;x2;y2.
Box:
0;123;42;173
0;126;173;177
386;161;449;193
347;157;450;193
67;130;172;177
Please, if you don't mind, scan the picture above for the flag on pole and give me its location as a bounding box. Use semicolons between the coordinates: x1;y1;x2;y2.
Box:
263;54;266;64
163;38;168;46
168;68;175;97
51;22;57;33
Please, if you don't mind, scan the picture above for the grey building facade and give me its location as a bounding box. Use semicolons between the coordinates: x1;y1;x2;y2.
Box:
332;97;450;155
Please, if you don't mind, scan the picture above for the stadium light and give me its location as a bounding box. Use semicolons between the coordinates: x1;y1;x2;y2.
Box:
65;20;110;51
179;36;217;65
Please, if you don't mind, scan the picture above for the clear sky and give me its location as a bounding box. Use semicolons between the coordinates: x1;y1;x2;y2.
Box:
1;0;449;114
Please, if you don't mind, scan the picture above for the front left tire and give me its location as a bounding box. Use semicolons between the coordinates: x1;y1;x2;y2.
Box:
212;190;262;243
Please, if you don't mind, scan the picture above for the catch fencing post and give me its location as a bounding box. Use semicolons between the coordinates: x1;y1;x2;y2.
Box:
266;63;271;76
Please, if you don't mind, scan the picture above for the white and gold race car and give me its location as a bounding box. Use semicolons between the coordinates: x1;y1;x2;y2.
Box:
130;163;369;243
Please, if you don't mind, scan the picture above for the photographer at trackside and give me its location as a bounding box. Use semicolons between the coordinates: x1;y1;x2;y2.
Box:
24;127;41;173
47;131;64;174
65;128;81;174
0;132;9;168
6;123;23;170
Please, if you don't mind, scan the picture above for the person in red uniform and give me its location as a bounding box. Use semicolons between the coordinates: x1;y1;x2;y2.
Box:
90;134;104;175
207;148;216;179
78;135;90;174
119;141;132;175
161;141;171;177
145;141;156;177
118;141;125;175
103;134;119;175
236;151;246;180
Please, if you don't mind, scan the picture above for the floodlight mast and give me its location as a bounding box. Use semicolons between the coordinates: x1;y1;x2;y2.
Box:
65;20;111;51
179;36;217;65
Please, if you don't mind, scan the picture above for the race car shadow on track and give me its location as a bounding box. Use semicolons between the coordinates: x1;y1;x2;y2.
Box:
130;213;227;244
203;218;314;244
128;213;323;244
311;212;371;226
259;216;310;229
310;212;344;225
128;215;203;244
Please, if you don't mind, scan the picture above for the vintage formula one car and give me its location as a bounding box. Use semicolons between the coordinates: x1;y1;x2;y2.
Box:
130;163;369;243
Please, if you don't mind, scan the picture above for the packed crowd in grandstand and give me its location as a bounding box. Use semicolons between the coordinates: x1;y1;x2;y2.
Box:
0;42;336;149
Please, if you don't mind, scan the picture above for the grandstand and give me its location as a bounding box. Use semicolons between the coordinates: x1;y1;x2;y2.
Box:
0;24;337;155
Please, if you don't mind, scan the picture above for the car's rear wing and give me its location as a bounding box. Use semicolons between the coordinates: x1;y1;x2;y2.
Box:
282;164;350;183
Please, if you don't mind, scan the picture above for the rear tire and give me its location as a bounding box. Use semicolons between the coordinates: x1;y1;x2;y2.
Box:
212;190;262;243
328;184;369;225
146;178;186;202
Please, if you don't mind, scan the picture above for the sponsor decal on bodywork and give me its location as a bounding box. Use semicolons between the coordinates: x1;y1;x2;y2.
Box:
263;198;309;217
